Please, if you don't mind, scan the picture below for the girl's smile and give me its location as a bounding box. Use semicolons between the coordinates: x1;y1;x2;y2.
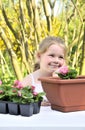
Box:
39;44;65;74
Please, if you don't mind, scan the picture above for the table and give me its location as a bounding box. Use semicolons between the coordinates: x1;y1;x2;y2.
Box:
0;106;85;130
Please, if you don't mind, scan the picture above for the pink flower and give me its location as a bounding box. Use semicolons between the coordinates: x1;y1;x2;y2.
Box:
0;80;2;85
13;80;23;89
12;89;17;93
58;66;69;75
14;80;20;85
0;90;3;94
33;91;38;96
31;86;35;91
15;84;23;89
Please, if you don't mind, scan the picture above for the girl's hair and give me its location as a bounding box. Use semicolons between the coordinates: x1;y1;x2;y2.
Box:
34;36;67;71
39;36;66;54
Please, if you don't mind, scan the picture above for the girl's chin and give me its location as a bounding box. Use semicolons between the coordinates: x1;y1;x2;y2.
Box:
51;68;58;72
49;69;57;74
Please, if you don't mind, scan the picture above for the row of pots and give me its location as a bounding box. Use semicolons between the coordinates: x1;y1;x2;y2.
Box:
0;100;41;117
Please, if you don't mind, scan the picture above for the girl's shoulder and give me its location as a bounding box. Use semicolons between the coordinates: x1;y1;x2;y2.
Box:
21;74;32;87
21;70;40;87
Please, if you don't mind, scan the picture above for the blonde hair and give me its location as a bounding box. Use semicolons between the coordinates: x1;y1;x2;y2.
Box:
34;36;67;71
38;36;67;55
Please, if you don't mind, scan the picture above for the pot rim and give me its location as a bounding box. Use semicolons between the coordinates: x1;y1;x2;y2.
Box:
39;75;85;84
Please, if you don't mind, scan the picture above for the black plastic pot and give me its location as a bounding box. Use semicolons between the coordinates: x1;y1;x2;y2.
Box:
8;102;20;115
19;103;33;117
0;101;8;114
33;100;42;114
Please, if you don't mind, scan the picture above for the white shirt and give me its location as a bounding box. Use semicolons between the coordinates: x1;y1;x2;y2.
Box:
30;74;48;101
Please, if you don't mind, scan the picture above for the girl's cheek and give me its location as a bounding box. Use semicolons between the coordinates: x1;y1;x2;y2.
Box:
46;57;51;61
61;60;66;66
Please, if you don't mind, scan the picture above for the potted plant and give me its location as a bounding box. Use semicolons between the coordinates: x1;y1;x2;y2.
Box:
33;89;44;114
7;80;45;116
0;80;8;114
0;77;13;114
0;78;45;116
39;66;85;112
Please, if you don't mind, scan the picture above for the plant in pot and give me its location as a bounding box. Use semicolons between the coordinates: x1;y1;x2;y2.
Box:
8;80;45;116
7;80;23;115
32;87;45;114
56;66;77;79
39;66;85;112
0;80;8;114
0;77;14;114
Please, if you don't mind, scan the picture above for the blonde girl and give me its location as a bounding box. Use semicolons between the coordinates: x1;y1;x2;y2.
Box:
21;36;67;105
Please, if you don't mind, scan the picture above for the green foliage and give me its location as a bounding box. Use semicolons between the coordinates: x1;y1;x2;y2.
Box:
33;92;45;102
8;85;34;104
0;75;16;100
58;69;77;79
0;80;45;104
57;67;78;79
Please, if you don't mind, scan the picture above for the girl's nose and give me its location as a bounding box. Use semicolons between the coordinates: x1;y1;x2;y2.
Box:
55;57;59;63
52;57;59;64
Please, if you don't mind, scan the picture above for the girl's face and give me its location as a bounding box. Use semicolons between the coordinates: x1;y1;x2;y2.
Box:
38;44;65;75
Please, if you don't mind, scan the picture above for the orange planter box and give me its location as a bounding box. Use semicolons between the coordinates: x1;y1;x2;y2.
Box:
39;76;85;112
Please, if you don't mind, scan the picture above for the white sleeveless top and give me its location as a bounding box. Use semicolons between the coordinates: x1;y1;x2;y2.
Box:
30;74;48;101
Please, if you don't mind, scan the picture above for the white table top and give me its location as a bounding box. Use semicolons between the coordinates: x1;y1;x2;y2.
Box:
0;106;85;130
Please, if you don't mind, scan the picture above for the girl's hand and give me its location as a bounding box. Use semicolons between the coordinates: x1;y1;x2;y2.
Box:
52;71;58;77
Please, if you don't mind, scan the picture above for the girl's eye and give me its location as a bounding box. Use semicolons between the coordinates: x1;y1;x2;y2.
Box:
59;56;64;59
49;54;55;57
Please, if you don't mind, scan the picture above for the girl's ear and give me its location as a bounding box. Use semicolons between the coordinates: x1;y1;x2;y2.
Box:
36;52;41;59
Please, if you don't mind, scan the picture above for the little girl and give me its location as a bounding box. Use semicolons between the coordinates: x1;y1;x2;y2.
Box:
21;36;67;105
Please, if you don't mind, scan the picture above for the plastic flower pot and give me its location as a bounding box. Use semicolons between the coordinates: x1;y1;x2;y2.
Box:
39;76;85;112
33;100;42;114
8;102;20;115
0;101;8;114
19;103;33;117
